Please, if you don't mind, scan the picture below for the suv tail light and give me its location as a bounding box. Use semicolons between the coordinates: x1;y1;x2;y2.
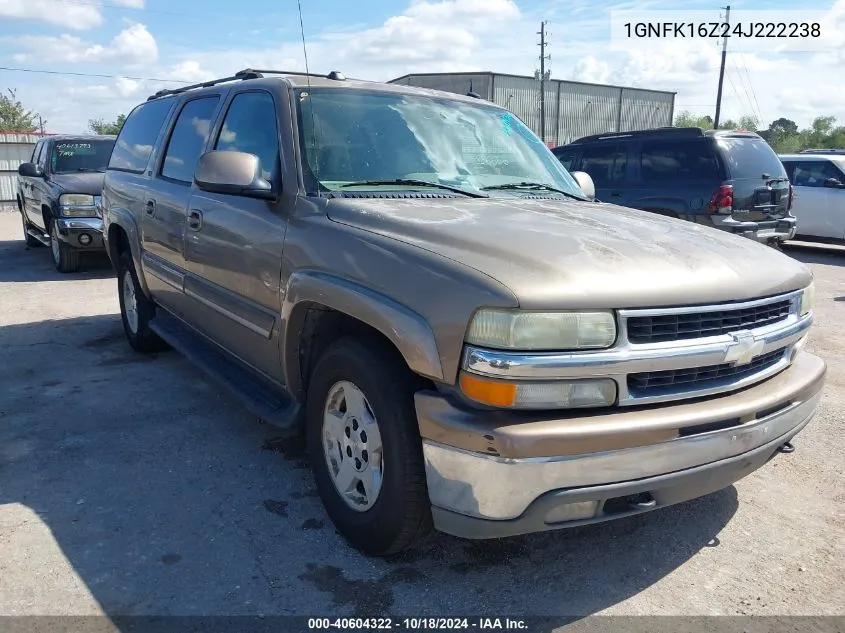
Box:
708;185;734;214
788;183;794;210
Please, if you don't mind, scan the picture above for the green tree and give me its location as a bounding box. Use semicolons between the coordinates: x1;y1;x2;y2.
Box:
674;110;714;129
88;113;126;135
0;88;39;132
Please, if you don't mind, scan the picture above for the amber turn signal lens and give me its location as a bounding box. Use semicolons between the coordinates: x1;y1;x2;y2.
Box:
459;372;517;407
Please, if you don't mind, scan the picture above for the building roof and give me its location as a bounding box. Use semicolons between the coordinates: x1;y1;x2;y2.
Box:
388;71;677;96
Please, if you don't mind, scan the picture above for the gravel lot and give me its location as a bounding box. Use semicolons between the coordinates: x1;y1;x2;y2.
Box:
0;211;843;623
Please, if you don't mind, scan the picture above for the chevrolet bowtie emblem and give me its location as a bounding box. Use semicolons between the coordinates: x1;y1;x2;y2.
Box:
723;330;765;366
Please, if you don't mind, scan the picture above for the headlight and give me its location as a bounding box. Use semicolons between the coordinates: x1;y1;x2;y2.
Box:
466;309;617;350
59;194;96;217
459;372;617;409
799;283;814;316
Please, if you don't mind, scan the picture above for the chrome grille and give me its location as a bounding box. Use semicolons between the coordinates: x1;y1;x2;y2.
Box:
628;348;786;394
627;299;792;344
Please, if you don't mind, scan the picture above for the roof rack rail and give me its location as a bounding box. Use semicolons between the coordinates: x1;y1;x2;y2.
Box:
799;148;845;154
146;68;348;101
571;126;704;144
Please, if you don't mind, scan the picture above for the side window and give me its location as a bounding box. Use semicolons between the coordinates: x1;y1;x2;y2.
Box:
36;142;49;170
160;96;220;183
552;147;577;171
792;161;840;187
782;161;796;181
640;140;721;182
214;91;279;184
579;143;627;186
30;141;42;163
109;97;176;173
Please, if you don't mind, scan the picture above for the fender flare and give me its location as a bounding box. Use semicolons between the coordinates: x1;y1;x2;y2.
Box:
281;270;444;400
105;208;150;297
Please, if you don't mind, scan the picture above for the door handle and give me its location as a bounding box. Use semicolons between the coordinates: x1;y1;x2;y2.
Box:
188;209;203;231
144;200;156;217
610;191;621;197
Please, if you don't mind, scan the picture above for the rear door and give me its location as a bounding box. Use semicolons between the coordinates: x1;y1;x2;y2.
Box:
716;135;790;223
145;94;222;316
576;142;630;205
182;89;288;381
630;138;723;217
786;159;843;239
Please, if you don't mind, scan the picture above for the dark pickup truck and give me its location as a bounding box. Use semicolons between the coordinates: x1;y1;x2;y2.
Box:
17;134;116;272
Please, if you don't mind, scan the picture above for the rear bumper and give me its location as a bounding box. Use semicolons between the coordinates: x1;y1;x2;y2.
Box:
710;215;797;242
418;351;825;538
56;217;105;251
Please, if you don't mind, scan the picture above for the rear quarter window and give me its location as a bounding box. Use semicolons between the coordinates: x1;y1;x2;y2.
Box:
716;136;786;180
109;97;176;174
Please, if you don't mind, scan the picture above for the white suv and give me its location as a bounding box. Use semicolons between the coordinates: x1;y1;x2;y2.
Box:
780;151;845;243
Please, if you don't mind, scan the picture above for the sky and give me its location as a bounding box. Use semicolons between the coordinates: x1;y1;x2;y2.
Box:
1;0;844;134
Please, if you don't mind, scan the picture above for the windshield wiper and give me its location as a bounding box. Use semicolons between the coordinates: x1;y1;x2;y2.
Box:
339;179;488;198
481;181;586;200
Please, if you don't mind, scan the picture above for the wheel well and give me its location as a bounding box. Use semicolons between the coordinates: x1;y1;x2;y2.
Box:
108;225;130;263
41;205;52;229
295;306;433;400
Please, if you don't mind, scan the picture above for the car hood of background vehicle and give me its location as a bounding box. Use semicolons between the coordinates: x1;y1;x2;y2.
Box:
50;172;105;196
327;196;812;309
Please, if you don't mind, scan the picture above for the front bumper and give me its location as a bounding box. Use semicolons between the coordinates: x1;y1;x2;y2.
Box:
710;215;797;242
418;351;825;538
56;217;104;250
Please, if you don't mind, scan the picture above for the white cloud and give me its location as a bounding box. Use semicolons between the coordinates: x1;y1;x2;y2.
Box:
13;24;158;66
572;56;611;84
112;0;145;7
0;0;102;29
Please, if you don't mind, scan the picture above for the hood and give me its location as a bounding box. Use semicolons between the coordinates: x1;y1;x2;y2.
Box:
49;172;105;196
326;196;812;309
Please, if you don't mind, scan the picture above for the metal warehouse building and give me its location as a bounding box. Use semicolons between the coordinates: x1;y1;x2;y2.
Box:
388;72;676;147
0;133;40;212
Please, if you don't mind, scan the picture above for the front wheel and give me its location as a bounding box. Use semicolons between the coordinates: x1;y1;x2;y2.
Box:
306;337;432;556
50;221;80;273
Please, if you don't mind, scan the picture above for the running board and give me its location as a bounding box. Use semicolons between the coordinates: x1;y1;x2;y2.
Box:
27;229;50;246
149;311;303;431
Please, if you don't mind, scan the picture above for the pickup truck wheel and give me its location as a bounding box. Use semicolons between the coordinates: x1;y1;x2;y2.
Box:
21;213;42;248
117;251;165;353
306;337;432;556
50;222;80;273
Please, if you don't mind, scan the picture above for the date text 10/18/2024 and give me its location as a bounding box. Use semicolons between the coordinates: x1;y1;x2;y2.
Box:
308;618;529;630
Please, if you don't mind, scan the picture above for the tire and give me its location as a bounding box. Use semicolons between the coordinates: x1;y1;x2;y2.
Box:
117;250;166;353
50;221;80;273
20;212;42;248
306;336;432;556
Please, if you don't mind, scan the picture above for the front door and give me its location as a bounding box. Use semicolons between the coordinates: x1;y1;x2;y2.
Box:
142;95;221;317
182;90;287;382
789;161;838;239
577;142;630;206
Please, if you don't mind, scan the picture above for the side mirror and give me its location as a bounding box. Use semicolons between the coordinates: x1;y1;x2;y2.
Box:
823;177;845;189
194;150;275;200
18;162;42;178
571;171;595;201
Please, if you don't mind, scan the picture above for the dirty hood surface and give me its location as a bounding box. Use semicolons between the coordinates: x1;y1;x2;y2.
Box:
50;172;105;196
327;196;812;309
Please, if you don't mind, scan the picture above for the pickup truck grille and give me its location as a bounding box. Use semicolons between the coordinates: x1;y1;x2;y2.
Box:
627;299;792;344
628;347;786;393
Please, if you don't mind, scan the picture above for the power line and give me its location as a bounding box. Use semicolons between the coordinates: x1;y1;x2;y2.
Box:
729;55;760;124
0;66;191;83
736;46;763;126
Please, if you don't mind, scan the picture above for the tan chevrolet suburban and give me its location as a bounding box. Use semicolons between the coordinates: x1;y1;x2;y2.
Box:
102;69;825;556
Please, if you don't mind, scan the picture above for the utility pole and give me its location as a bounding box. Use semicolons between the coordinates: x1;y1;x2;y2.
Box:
38;115;45;136
537;21;550;143
713;5;730;129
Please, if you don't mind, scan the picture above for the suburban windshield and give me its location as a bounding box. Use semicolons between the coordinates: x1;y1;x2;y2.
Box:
295;88;585;198
51;140;115;174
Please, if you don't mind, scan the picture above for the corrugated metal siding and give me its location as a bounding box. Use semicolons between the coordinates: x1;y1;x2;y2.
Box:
393;73;492;100
0;133;39;206
389;73;674;147
619;88;675;133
